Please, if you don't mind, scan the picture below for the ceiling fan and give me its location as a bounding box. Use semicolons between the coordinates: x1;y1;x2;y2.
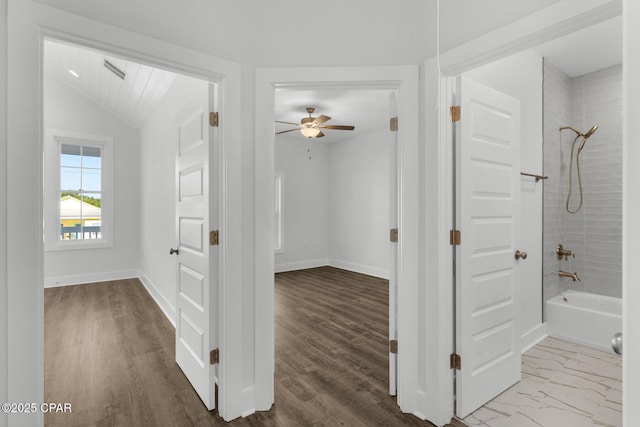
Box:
275;107;355;138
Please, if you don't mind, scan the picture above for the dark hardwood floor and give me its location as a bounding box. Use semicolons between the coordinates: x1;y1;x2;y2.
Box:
45;267;464;426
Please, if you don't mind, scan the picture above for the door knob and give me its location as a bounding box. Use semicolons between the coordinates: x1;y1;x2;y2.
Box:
515;250;527;260
169;248;179;255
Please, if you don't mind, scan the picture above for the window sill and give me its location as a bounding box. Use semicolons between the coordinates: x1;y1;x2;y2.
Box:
45;239;113;252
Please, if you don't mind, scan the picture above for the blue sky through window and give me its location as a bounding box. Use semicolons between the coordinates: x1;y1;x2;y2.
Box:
60;144;102;198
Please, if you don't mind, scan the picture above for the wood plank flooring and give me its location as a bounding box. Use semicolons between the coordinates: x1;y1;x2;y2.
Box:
45;267;464;426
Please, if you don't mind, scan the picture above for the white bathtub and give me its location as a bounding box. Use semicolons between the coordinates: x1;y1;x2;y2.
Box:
546;290;622;354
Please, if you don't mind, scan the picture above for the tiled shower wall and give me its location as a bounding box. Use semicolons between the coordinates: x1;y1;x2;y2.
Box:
543;61;622;304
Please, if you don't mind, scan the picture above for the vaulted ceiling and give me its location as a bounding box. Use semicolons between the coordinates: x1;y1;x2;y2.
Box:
43;39;176;129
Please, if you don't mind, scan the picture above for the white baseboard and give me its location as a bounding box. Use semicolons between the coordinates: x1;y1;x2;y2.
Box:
138;271;176;327
521;323;548;353
329;259;389;280
44;269;139;288
274;258;330;273
274;258;389;280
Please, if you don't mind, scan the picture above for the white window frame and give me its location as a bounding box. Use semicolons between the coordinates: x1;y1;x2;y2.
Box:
44;129;114;251
274;170;284;254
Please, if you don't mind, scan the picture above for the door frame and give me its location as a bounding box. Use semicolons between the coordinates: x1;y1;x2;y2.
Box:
254;66;420;414
424;0;623;424
7;1;241;423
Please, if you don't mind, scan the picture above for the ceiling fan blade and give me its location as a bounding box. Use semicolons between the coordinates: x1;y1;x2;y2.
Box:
275;128;301;135
312;115;331;125
275;120;302;126
319;125;355;131
316;131;325;138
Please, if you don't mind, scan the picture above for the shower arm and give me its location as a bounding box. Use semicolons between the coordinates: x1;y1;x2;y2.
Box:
559;126;583;136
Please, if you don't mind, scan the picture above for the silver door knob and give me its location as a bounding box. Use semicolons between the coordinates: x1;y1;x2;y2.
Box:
515;250;527;260
169;248;179;255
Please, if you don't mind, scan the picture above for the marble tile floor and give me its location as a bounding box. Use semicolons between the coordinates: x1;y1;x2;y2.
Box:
463;337;622;427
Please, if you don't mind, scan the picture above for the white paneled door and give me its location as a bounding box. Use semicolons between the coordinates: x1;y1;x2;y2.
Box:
174;83;219;410
455;76;521;418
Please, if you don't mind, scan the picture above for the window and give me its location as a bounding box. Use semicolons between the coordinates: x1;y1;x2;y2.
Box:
45;131;113;251
274;170;284;254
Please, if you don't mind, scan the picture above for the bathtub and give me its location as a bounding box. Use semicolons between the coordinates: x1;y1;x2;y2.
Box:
546;290;622;354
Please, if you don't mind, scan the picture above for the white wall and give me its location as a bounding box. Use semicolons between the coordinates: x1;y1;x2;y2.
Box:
464;49;545;349
0;0;7;422
43;73;141;285
274;137;329;272
328;129;389;278
274;129;389;279
624;3;640;424
139;74;208;322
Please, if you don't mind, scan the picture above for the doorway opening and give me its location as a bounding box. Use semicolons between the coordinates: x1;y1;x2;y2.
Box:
448;12;623;427
42;37;224;424
255;65;419;418
271;87;401;421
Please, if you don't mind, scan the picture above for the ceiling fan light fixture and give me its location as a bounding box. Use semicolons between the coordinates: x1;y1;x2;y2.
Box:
300;127;320;138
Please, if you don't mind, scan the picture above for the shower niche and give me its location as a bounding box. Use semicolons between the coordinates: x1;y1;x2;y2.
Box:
542;59;623;304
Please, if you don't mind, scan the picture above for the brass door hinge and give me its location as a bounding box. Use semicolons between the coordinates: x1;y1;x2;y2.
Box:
389;340;398;354
390;228;398;243
210;348;219;365
210;230;219;246
390;116;398;132
450;353;461;370
450;229;461;246
450;106;461;122
209;112;219;127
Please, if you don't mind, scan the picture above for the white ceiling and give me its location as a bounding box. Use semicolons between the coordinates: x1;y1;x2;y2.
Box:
275;17;622;144
44;40;176;129
534;16;622;77
44;16;621;136
275;89;392;144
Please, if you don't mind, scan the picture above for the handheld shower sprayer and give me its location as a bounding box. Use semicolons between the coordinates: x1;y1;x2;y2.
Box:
559;125;598;214
578;125;598;153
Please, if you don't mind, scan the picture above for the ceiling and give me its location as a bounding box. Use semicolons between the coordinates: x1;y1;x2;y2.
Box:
44;15;621;136
534;16;622;77
275;17;622;144
44;40;176;129
275;89;393;144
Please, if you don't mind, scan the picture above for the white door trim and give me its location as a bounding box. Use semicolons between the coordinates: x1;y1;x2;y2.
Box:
424;0;622;424
254;66;420;415
7;1;242;423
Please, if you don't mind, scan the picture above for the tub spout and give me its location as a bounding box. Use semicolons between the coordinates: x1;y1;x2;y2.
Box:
559;271;581;281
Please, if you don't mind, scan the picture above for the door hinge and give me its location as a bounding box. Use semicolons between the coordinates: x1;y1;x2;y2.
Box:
450;229;461;246
390;228;398;243
210;230;219;246
450;106;461;122
209;112;219;127
390;116;398;132
389;340;398;354
210;348;219;365
450;353;461;370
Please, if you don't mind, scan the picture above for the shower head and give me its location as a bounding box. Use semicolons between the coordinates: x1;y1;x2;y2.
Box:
578;125;598;153
583;125;598;139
